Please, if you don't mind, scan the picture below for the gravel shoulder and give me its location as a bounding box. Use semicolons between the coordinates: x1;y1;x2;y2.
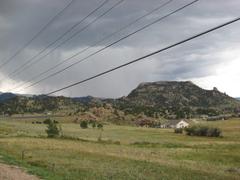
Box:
0;163;39;180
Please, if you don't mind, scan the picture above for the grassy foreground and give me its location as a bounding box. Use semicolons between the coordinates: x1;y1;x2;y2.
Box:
0;118;239;179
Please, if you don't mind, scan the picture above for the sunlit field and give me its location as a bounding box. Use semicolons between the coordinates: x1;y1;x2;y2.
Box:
0;117;239;179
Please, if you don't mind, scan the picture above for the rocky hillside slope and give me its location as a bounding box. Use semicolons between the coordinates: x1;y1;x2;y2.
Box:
115;81;240;117
1;81;239;118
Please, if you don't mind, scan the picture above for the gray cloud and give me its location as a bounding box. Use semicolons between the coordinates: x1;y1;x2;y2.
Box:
0;0;240;97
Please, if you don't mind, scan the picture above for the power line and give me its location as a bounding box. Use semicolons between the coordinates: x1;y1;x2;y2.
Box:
5;0;109;80
46;17;240;95
9;0;124;80
0;0;75;70
11;0;174;91
16;0;199;92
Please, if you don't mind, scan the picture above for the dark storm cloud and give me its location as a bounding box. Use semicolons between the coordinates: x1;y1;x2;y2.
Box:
0;0;240;97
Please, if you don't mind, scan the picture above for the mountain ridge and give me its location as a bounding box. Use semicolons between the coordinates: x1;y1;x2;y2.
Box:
0;81;239;118
114;81;240;117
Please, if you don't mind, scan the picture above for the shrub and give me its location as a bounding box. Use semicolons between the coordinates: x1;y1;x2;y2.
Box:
97;123;103;129
53;120;59;124
196;126;208;136
80;121;88;129
184;126;194;136
174;128;183;134
46;119;60;138
185;125;221;137
91;122;96;128
207;127;222;137
44;118;58;124
43;118;51;124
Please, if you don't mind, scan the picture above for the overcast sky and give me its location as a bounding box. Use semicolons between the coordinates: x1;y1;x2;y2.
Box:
0;0;240;98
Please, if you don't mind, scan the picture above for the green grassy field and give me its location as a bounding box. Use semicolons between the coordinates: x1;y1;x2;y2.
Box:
0;118;239;179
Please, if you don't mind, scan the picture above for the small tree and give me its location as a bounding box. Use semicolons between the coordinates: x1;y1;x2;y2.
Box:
97;123;103;141
80;120;88;129
46;119;60;138
91;122;96;128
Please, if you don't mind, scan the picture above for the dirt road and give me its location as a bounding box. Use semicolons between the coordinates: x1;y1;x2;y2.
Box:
0;163;39;180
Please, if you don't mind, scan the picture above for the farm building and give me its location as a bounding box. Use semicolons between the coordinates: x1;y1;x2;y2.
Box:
162;119;190;129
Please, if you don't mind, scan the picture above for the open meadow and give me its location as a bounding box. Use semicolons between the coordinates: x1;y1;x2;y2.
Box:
0;117;239;180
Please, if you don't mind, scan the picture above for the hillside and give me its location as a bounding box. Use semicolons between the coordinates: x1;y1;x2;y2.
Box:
115;81;240;117
0;95;81;115
0;81;239;119
0;93;17;102
126;81;239;107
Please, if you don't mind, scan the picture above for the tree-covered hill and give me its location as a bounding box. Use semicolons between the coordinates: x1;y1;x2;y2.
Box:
114;81;240;118
1;81;239;118
0;95;80;115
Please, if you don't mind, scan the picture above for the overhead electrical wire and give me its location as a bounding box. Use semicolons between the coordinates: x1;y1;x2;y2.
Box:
3;0;109;81
9;0;124;80
11;0;174;91
0;0;75;70
46;17;240;95
15;0;199;92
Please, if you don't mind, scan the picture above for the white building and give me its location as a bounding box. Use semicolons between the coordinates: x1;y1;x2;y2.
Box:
163;119;190;129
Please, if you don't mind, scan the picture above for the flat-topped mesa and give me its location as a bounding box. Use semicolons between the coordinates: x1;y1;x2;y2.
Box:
124;81;240;112
131;81;202;97
137;81;195;88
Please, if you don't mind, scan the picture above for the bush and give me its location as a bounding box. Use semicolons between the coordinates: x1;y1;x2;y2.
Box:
207;127;222;137
185;125;221;137
174;128;183;134
97;123;103;129
44;118;58;124
43;118;51;124
53;120;59;124
185;126;195;136
91;122;96;128
196;126;208;136
46;119;60;138
80;121;88;129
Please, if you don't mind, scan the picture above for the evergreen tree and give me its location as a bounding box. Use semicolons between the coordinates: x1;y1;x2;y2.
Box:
46;119;60;138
